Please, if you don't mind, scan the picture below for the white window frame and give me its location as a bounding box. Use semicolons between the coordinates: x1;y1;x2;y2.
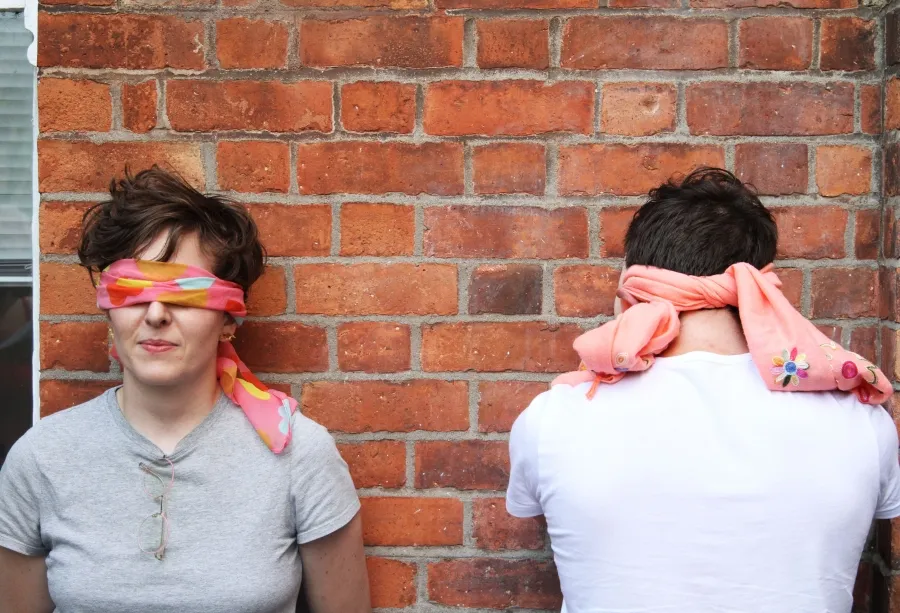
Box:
1;0;39;422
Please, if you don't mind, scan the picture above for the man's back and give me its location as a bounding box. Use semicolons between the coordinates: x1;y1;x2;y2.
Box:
508;351;900;613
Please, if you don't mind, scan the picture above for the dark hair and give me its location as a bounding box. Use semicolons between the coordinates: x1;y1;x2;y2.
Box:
624;168;777;276
78;166;265;297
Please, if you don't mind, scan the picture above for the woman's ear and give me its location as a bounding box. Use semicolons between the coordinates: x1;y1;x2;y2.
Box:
222;314;238;339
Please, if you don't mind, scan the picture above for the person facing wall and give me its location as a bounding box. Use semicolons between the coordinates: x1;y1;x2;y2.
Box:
508;168;900;613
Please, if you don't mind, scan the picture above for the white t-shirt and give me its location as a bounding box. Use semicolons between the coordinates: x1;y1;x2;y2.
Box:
507;352;900;613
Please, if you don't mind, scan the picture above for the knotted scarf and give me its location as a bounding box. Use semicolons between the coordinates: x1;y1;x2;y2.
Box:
97;259;296;453
552;263;891;406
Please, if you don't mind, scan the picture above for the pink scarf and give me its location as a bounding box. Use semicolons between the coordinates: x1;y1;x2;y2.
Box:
553;263;891;406
97;259;296;453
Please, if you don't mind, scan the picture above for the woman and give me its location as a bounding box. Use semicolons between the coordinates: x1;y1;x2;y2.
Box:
0;168;371;613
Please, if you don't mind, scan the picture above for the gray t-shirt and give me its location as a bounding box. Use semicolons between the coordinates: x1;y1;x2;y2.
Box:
0;387;361;613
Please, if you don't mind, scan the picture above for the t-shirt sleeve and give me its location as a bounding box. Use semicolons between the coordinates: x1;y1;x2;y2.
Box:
0;431;46;556
872;405;900;520
290;414;361;545
506;391;548;518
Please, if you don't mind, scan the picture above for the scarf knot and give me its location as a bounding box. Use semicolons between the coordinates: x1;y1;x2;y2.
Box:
553;263;890;406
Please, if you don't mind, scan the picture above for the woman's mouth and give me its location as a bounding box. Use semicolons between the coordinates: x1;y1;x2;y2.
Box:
138;339;177;354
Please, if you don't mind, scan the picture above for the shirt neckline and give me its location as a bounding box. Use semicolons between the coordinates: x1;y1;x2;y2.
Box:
104;386;229;461
653;351;753;365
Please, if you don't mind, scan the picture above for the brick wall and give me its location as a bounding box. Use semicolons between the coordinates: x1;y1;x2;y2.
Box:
35;0;891;610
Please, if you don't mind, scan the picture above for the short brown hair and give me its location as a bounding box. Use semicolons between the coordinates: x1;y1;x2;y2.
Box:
78;166;265;297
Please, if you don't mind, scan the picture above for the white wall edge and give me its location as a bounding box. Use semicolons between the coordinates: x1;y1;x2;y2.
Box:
25;0;39;424
0;0;26;9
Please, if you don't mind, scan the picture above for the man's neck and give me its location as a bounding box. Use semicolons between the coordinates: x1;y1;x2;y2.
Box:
661;308;749;357
117;369;220;456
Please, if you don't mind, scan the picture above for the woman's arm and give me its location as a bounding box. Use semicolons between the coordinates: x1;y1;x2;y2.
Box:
0;547;53;613
298;512;371;613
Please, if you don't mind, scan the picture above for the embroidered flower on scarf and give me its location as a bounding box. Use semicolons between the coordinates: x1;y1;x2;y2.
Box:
771;348;810;387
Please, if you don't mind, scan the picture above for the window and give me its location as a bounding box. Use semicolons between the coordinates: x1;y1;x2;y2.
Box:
0;4;35;463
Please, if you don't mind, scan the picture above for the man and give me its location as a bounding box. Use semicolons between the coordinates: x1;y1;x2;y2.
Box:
507;168;900;613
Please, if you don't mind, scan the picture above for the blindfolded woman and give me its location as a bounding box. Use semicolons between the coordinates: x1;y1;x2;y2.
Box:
0;167;371;613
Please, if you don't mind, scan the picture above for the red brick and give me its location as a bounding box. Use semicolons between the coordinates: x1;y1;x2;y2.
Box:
856;209;881;260
40;263;98;315
778;268;804;310
421;322;581;373
300;17;463;68
39;202;92;254
246;267;287;317
821;18;876;72
217;142;290;193
692;0;854;6
559;144;724;196
40;380;118;418
734;144;808;196
167;80;332;133
811;268;878;318
301;380;469;432
361;497;463;546
338;322;411;373
41;0;113;5
40;322;109;372
38;141;203;193
850;327;878;363
38;13;205;69
295;264;457;316
473;498;545;551
610;0;678;6
122;80;157;133
562;17;728;70
600;207;638;258
888;79;900;131
232;322;328;373
424;206;588;259
438;0;591;6
246;204;331;257
816;146;872;197
340;203;414;256
882;328;897;382
38;79;111;133
880;267;898;321
341;82;415;134
216;18;288;69
337;442;406;489
479;381;548;433
687;82;854;136
772;207;848;259
602;83;676;136
476;19;549;69
424;80;594;136
469;264;543;315
416;441;508;490
738;17;813;70
367;558;416;609
428;559;562;609
554;265;620;317
861;85;883;135
473;143;544;195
297;142;463;195
886;208;898;261
287;0;426;6
120;0;215;6
887;143;900;197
